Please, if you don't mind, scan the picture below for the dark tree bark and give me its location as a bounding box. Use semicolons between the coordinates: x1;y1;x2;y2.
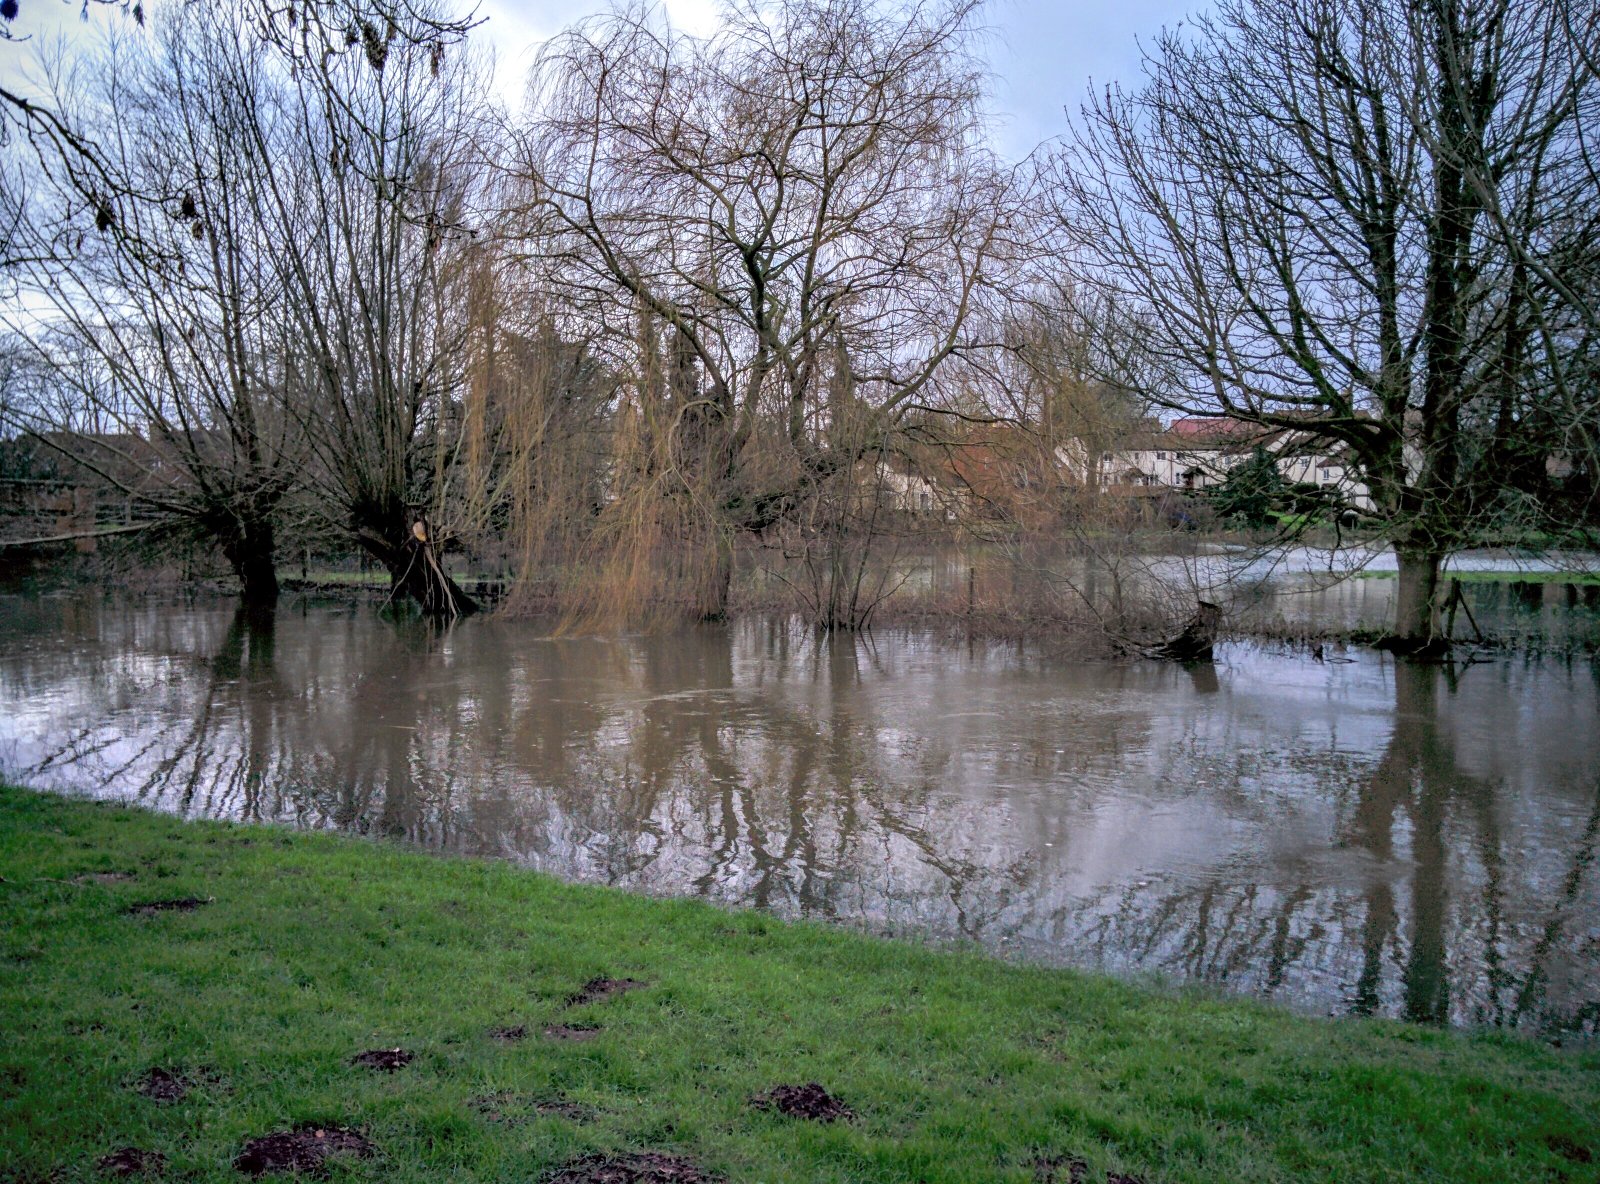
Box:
220;521;281;609
1151;600;1223;663
8;16;303;610
359;516;478;619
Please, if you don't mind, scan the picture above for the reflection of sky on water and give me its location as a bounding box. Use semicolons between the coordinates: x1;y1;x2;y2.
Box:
1;594;1596;1037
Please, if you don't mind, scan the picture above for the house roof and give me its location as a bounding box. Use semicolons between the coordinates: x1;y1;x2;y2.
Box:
1168;417;1271;443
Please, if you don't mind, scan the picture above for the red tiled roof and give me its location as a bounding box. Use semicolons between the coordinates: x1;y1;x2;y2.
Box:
1167;417;1264;442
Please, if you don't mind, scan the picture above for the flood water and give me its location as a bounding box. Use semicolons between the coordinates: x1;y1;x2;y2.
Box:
1;593;1597;1038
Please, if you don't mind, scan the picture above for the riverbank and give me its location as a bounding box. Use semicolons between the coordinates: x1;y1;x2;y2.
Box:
11;533;1600;654
2;785;1595;1183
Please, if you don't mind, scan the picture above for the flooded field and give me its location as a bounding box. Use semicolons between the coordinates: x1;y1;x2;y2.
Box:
1;592;1596;1037
891;543;1600;648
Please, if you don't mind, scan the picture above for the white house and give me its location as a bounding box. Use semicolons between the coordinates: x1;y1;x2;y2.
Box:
868;458;963;520
1058;418;1373;510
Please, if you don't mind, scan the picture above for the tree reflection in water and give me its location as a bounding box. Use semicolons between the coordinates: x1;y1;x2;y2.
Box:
1;595;1595;1036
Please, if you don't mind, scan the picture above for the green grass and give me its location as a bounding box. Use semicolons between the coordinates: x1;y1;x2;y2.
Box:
283;569;395;588
284;570;503;592
1354;569;1600;586
1;785;1596;1184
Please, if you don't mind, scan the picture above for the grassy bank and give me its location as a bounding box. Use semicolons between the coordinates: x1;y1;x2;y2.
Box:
1;786;1596;1184
1353;568;1600;586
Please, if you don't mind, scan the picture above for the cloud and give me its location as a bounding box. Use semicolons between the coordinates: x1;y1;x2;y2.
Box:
475;0;722;110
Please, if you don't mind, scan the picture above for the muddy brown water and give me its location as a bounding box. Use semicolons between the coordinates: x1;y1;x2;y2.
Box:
1;593;1597;1036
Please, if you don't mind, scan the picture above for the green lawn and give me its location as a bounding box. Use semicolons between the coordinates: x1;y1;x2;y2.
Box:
1;785;1595;1183
282;570;394;589
1354;568;1600;586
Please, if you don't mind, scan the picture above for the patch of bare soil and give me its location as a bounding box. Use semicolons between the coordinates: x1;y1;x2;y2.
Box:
75;871;135;885
1032;1156;1088;1184
542;1023;601;1042
543;1152;720;1184
125;897;210;916
566;977;648;1007
1106;1174;1146;1184
97;1148;165;1177
749;1083;853;1122
349;1047;413;1072
487;1025;527;1043
233;1125;374;1176
1546;1135;1593;1164
130;1068;191;1103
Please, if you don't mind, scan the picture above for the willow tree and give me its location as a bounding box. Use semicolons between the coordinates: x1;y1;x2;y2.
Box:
4;13;303;605
509;0;1020;627
1052;0;1600;649
241;0;488;616
4;0;491;614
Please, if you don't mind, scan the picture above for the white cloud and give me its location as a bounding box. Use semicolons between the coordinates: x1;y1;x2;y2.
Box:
475;0;723;109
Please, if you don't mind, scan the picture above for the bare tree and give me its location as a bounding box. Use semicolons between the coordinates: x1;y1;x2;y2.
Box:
4;13;304;604
5;0;494;614
240;0;489;616
1;0;474;270
508;0;1023;627
1051;0;1600;650
2;0;144;271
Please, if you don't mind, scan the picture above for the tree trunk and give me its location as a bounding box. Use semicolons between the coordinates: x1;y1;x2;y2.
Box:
1151;600;1221;662
222;520;279;609
237;549;280;609
360;512;483;620
387;539;480;619
824;530;847;631
1390;547;1445;654
359;517;480;619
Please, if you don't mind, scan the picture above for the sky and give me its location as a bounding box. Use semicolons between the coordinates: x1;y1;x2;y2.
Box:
3;0;1201;162
475;0;1200;159
981;0;1201;156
